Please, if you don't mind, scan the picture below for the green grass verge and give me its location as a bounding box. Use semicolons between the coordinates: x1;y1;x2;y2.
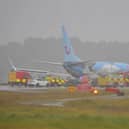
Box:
0;88;129;129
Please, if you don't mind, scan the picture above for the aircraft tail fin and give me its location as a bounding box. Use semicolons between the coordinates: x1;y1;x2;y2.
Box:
62;26;81;62
8;58;17;71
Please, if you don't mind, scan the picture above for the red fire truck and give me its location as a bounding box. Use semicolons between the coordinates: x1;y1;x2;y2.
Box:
8;71;32;86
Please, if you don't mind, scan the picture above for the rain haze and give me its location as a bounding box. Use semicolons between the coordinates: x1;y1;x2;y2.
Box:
0;0;129;82
1;0;129;44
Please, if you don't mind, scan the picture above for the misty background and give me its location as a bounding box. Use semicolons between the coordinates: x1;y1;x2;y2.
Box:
1;0;129;82
1;39;129;83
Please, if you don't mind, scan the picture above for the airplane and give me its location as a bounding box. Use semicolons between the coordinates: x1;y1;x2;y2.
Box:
37;26;129;77
9;26;91;79
92;61;129;74
8;58;71;78
9;26;129;80
61;26;129;76
34;26;93;78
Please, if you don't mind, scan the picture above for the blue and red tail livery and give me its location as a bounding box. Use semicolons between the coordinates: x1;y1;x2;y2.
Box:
62;26;81;62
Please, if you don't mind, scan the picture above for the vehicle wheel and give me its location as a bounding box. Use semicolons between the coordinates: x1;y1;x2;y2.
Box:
46;83;49;87
36;83;39;87
10;82;14;87
117;92;124;96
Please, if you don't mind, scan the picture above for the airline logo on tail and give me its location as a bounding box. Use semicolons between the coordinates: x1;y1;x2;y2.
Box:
64;45;71;55
62;25;81;62
62;25;71;55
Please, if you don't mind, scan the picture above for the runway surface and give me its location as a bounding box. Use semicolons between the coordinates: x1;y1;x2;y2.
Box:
0;85;129;107
0;85;49;93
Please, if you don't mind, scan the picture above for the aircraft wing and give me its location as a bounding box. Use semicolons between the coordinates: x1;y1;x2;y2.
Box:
12;67;49;73
9;59;70;77
8;59;47;73
33;60;95;66
48;72;71;77
11;66;71;77
68;60;95;66
33;60;63;65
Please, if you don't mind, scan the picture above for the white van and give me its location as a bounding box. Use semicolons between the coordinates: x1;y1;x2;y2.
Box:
27;79;48;87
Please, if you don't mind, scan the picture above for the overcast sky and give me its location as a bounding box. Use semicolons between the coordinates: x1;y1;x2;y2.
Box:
1;0;129;44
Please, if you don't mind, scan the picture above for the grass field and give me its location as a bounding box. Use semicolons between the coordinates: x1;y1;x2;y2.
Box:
0;87;129;129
